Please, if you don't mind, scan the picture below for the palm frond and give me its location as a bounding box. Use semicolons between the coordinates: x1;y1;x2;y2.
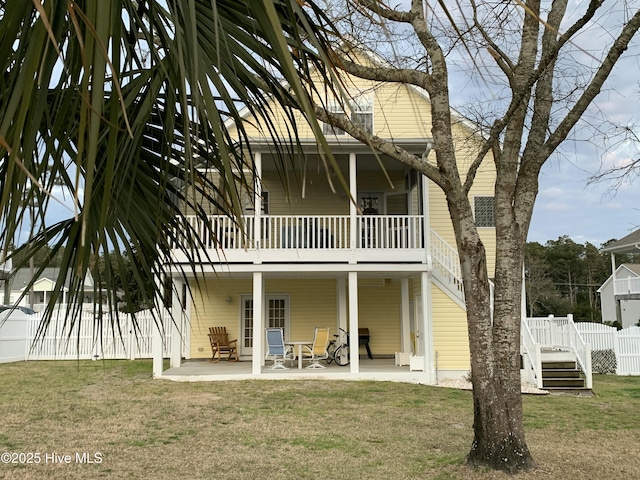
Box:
0;0;338;341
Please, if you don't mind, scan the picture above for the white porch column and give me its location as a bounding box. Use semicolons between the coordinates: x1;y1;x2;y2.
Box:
420;271;435;382
400;278;411;352
170;279;182;368
348;271;359;373
152;314;163;378
337;278;348;333
254;151;262;255
252;272;264;374
349;152;357;257
152;272;166;377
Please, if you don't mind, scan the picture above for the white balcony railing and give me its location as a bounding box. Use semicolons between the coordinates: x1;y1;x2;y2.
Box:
613;277;640;296
180;214;425;251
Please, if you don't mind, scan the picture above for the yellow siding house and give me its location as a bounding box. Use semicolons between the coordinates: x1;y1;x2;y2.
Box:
155;54;496;384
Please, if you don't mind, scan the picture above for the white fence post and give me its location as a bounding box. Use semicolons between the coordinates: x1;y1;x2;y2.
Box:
613;328;621;375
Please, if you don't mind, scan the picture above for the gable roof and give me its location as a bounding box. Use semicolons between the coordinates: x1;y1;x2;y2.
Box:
601;228;640;254
597;263;640;292
9;268;94;292
227;43;484;147
625;264;640;276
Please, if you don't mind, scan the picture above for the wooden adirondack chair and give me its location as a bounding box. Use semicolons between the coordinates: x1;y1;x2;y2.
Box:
208;327;239;362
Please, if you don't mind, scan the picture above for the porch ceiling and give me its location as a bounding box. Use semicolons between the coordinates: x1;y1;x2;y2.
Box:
250;137;429;173
177;262;429;280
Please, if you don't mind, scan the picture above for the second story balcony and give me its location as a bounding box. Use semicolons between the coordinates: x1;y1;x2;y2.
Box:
173;214;428;264
613;276;640;299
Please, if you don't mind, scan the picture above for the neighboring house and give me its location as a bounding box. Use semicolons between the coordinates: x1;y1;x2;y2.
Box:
158;49;498;383
7;268;95;312
598;264;640;328
600;228;640;329
0;257;10;304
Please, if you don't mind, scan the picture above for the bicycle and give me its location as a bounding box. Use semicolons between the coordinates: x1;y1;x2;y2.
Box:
326;327;350;366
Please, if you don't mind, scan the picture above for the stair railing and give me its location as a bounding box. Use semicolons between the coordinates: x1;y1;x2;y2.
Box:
565;314;593;389
521;319;543;389
429;230;464;301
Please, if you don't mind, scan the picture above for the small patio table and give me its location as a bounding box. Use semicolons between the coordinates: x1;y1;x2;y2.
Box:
285;341;311;369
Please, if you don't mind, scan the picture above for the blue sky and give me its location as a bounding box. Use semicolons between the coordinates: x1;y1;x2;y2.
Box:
527;52;640;247
445;1;640;248
529;156;639;247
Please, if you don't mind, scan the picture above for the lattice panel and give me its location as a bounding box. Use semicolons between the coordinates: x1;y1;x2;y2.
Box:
591;349;617;374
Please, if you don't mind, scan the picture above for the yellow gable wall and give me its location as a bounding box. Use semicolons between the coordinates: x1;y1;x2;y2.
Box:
238;81;432;141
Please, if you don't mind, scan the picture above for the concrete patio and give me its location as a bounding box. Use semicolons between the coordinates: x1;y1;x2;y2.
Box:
160;356;435;384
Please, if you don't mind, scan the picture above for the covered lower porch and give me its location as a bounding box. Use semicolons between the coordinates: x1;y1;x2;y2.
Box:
153;263;440;384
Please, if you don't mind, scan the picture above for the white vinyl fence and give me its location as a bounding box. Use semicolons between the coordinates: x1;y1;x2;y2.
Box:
1;309;181;362
575;323;640;375
0;312;29;363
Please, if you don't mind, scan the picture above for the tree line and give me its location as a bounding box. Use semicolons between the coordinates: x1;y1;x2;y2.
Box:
525;236;640;322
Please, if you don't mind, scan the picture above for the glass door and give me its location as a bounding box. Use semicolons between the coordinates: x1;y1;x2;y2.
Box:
241;295;289;355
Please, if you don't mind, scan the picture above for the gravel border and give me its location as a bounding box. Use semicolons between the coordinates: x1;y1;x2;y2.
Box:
435;378;549;395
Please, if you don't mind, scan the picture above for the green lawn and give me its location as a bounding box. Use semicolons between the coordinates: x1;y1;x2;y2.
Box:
0;361;638;479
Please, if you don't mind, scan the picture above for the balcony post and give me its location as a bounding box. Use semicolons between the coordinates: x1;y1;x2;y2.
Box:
421;173;430;261
254;151;262;254
349;152;357;258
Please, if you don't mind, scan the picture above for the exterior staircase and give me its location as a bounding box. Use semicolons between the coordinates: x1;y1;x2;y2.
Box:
539;351;592;394
521;315;593;393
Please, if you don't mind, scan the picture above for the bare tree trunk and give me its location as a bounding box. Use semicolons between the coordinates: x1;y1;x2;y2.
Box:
458;220;535;471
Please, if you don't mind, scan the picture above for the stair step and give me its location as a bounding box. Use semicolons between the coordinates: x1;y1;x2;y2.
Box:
543;378;585;388
544;387;594;396
542;361;577;370
542;369;582;378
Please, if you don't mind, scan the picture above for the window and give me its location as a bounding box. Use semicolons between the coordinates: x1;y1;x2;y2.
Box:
322;93;374;135
474;196;495;227
243;190;269;214
322;102;347;135
350;94;373;134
